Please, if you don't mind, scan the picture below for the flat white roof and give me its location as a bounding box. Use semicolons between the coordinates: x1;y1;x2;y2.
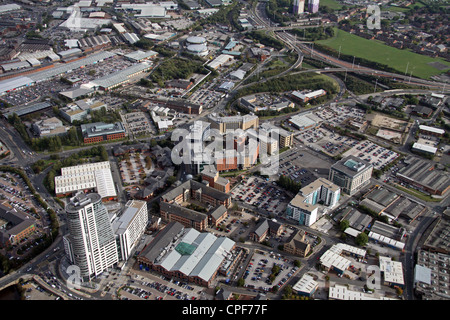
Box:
379;256;404;285
0;76;34;96
414;265;431;285
368;231;405;250
412;142;437;154
329;284;398;300
418;125;445;135
320;249;351;272
292;274;318;294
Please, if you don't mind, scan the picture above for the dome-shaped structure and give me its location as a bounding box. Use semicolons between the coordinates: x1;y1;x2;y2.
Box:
186;36;207;45
186;43;209;57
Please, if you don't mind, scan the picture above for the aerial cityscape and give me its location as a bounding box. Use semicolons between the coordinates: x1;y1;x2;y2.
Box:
0;0;448;306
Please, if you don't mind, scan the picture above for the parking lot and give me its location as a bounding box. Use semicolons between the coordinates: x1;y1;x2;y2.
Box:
187;89;223;108
118;151;154;186
231;176;290;216
343;140;400;170
121;111;155;137
121;280;199;301
241;250;300;293
0;170;44;220
315;104;366;127
297;125;360;157
0;55;135;106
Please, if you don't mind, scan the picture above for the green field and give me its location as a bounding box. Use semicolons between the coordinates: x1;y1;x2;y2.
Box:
320;0;344;10
316;28;450;79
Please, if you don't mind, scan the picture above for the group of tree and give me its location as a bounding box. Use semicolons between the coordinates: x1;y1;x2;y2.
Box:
255;105;300;118
277;174;301;194
289;27;335;41
150;57;207;87
247;30;284;51
265;0;296;25
43;146;108;194
235;73;339;101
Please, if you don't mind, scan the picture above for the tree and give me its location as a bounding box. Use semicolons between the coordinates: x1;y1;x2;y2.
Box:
355;232;369;247
237;278;245;287
339;220;350;232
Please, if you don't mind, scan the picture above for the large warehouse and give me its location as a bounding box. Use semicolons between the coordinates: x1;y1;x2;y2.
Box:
137;222;238;287
54;161;117;200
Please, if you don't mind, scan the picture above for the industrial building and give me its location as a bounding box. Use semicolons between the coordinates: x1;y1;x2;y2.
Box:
418;125;445;137
291;89;326;103
124;50;158;62
379;256;404;288
415;209;450;300
396;157;450;196
319;243;366;275
137;221;238;287
288;113;320;131
87;62;151;91
292;274;318;297
2;101;53;119
54;161;117;200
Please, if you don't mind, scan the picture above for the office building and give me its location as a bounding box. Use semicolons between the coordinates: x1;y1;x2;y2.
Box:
159;179;231;231
81;122;126;144
63;192;119;282
329;155;373;195
60;98;107;123
283;229;311;257
113;200;148;261
201;165;231;193
0;204;36;247
32;117;68;138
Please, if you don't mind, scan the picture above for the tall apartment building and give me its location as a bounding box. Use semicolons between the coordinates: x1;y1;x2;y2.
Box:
113;200;148;261
293;0;305;14
63;192;119;282
308;0;319;13
286;178;340;226
329;156;373;195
